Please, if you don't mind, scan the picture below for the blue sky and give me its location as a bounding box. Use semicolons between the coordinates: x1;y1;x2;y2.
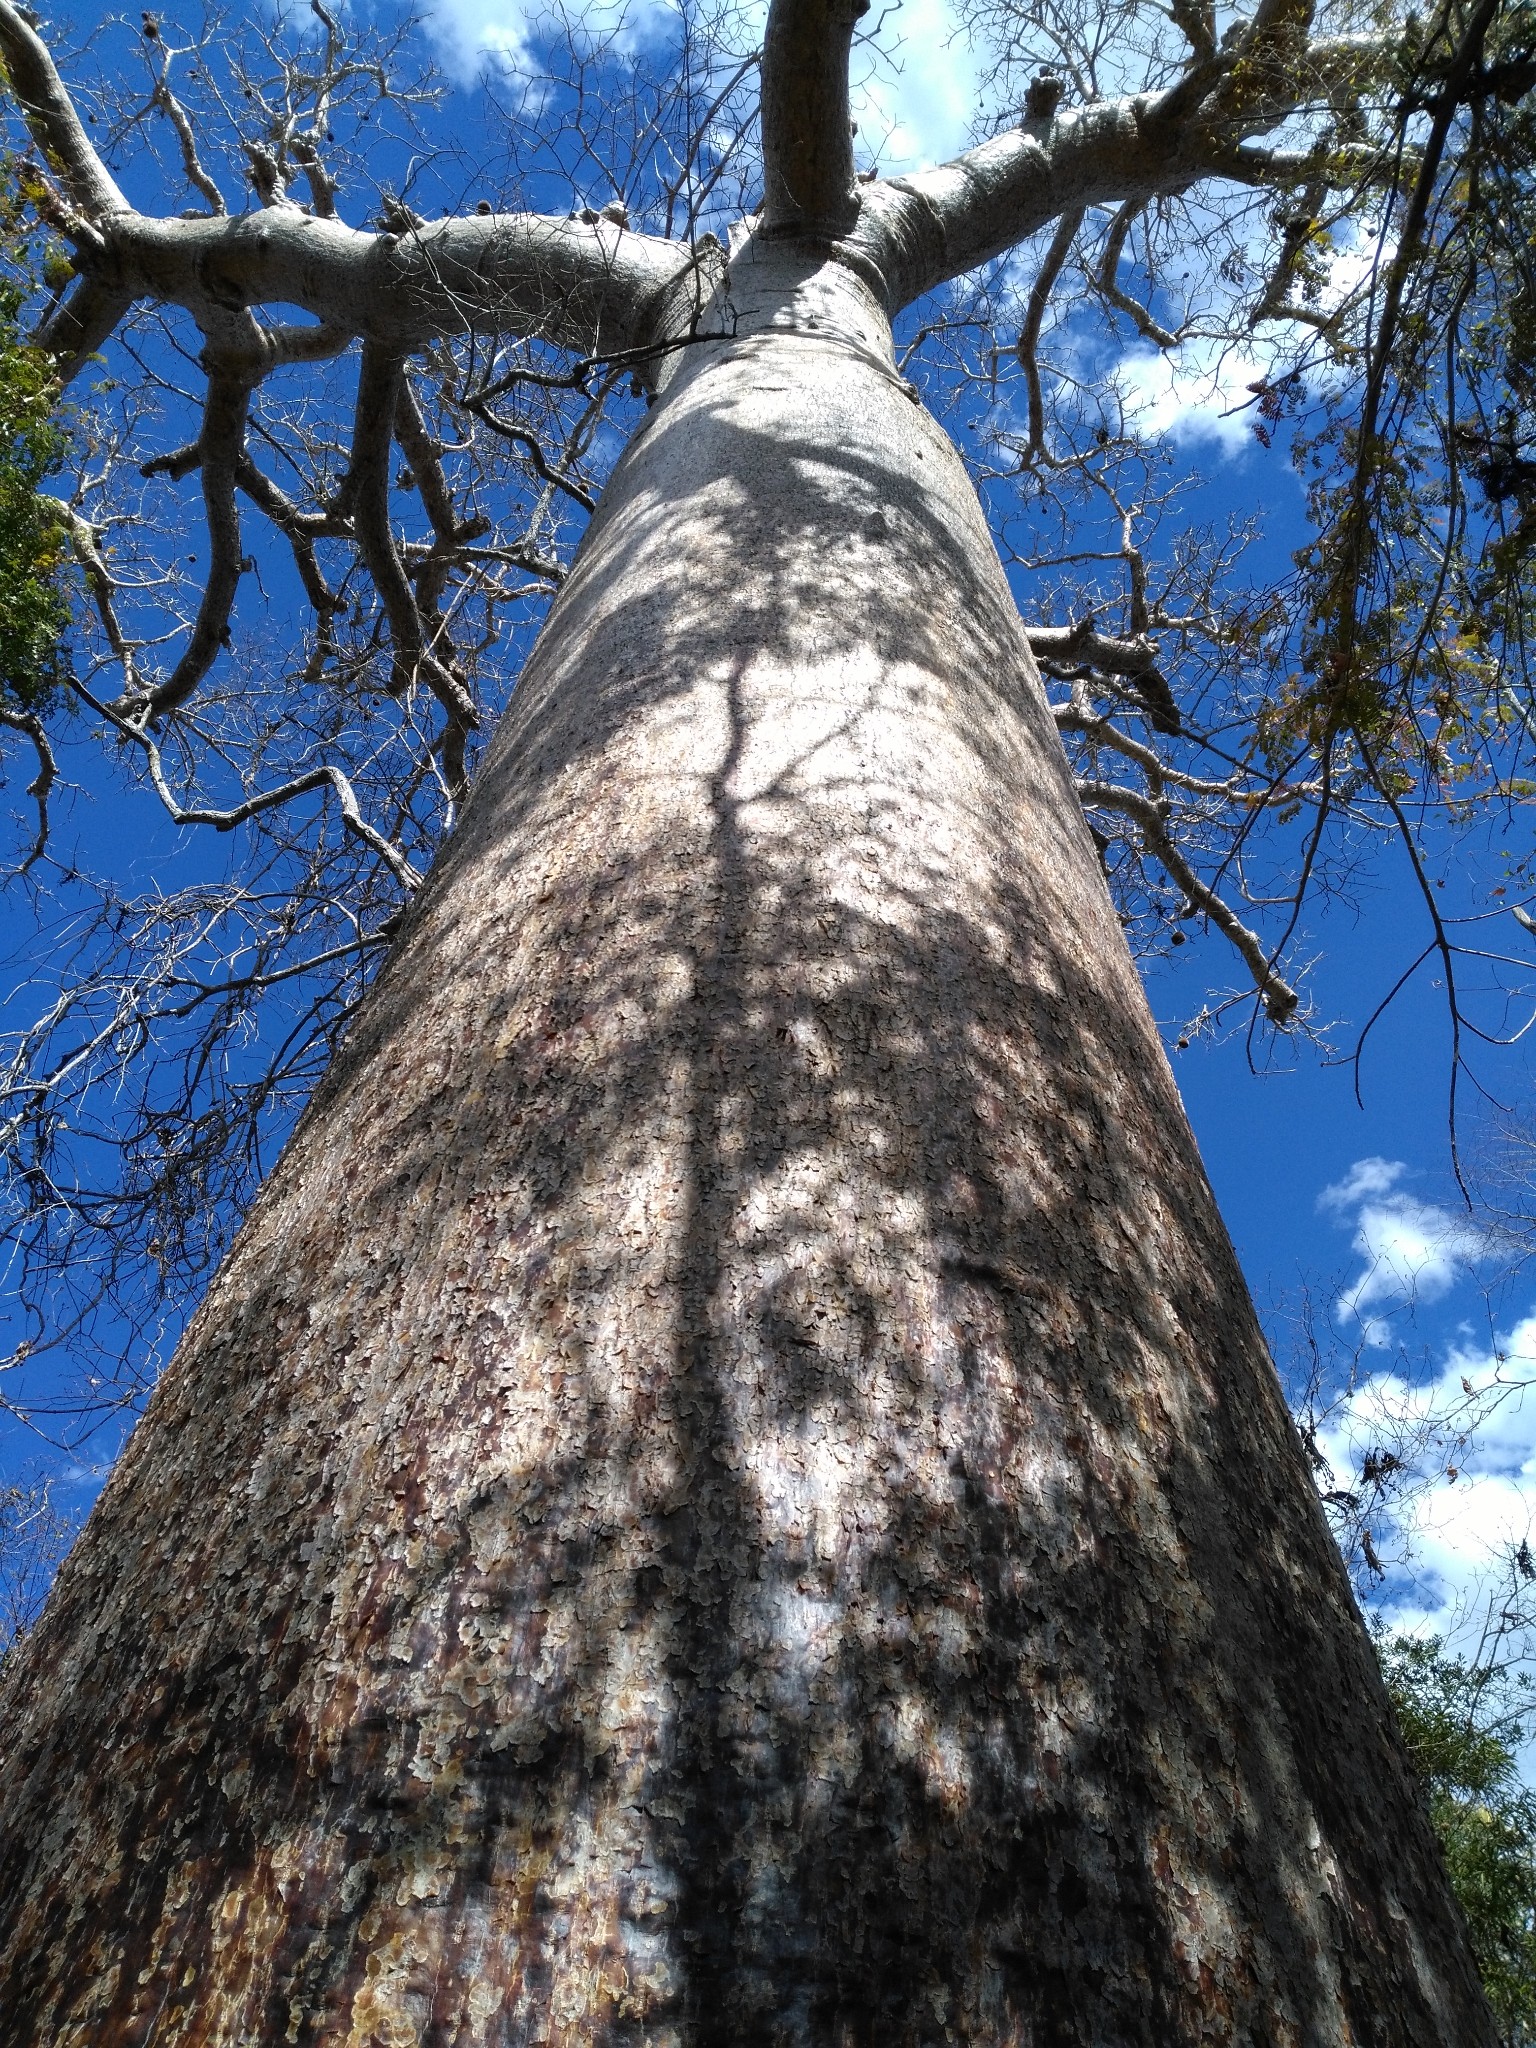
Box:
4;0;1535;1670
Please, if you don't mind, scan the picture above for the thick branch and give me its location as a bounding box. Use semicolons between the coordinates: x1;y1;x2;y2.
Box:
759;0;863;235
143;358;253;718
47;210;703;385
0;0;127;220
37;281;135;383
856;98;1218;311
394;382;463;551
1028;622;1180;733
854;49;1403;312
395;380;484;626
348;344;478;782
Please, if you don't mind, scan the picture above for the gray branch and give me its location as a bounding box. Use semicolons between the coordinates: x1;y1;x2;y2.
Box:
71;677;424;893
0;0;128;220
1074;775;1300;1020
760;0;863;236
0;705;55;871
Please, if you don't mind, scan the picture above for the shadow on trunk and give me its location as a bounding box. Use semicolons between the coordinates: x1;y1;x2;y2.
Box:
0;315;1490;2045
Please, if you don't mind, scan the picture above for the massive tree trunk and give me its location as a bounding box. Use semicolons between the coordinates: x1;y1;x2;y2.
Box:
0;245;1495;2044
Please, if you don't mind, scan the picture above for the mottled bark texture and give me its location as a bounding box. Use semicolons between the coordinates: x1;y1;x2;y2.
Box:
0;247;1495;2046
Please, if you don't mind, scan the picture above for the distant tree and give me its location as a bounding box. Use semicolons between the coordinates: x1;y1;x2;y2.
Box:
1289;1287;1536;2040
1382;1631;1536;2046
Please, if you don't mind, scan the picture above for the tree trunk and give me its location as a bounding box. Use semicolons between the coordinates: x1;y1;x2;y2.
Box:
0;243;1495;2046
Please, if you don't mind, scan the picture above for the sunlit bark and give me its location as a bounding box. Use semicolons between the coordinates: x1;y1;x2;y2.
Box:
0;244;1494;2046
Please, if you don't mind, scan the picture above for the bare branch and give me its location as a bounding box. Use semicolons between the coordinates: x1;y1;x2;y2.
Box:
1074;776;1301;1019
44;496;139;698
1097;201;1181;349
148;56;226;215
1053;701;1322;803
0;705;55;871
0;0;128;220
394;379;463;551
234;458;338;661
1016;206;1082;461
1243;181;1325;329
141;353;254;718
71;678;423;894
460;399;598;513
347;343;478;784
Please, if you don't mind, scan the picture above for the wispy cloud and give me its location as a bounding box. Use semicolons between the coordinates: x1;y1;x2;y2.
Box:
1107;213;1391;454
427;0;679;83
427;0;984;175
1113;334;1276;454
1319;1156;1486;1346
428;0;540;78
1318;1155;1409;1214
848;0;983;175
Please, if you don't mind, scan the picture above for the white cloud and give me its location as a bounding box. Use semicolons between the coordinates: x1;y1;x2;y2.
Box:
1318;1155;1407;1214
849;0;984;175
1313;215;1394;323
1113;332;1279;455
1103;209;1394;454
427;0;678;82
428;0;984;176
1338;1194;1485;1338
1318;1156;1486;1347
428;0;538;77
1315;1318;1536;1652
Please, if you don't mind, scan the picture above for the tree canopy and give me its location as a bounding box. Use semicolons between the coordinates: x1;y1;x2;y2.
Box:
0;0;1532;1442
0;158;68;845
1383;1629;1536;2044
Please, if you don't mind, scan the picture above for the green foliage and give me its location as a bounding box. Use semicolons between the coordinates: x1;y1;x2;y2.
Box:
1381;1632;1536;2044
0;167;68;713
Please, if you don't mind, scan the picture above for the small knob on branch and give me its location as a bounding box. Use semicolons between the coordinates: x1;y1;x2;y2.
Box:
1026;70;1064;119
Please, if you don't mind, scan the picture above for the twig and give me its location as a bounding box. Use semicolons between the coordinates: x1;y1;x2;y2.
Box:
1074;775;1301;1020
71;677;423;892
0;706;56;870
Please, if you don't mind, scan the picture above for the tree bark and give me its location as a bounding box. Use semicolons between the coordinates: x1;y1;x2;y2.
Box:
759;0;864;235
0;242;1495;2046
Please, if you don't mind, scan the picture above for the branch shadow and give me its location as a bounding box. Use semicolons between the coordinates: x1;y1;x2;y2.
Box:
0;307;1492;2047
